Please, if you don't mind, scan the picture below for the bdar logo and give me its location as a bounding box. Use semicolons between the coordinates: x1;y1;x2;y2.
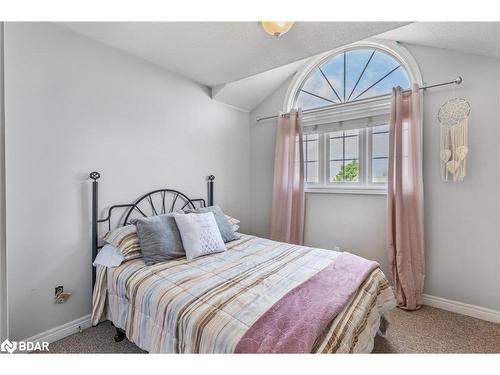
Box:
1;339;17;354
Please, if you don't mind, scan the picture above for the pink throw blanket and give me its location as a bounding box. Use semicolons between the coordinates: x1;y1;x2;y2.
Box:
234;252;378;353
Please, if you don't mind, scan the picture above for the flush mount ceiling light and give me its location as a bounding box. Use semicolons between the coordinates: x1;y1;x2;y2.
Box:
261;22;295;37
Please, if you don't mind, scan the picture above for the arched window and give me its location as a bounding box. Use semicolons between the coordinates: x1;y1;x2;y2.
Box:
286;42;419;193
294;48;410;110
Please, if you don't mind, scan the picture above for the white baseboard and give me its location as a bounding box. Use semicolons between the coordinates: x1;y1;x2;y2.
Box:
423;294;500;324
22;314;91;344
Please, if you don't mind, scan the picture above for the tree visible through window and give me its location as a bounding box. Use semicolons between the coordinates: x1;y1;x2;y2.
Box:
329;130;359;182
334;160;359;182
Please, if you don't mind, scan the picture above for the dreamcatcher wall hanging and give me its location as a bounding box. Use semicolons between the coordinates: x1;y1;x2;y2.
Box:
438;98;471;182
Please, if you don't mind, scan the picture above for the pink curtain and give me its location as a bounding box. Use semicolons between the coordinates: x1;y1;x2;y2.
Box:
387;84;425;310
270;110;305;245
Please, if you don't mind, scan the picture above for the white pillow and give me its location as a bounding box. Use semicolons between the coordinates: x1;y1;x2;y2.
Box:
225;215;241;226
93;244;125;267
174;212;226;261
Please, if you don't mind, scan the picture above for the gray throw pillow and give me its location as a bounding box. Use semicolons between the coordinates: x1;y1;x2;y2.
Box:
184;205;240;243
132;214;185;265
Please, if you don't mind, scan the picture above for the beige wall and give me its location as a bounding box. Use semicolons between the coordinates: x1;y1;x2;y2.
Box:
250;43;500;311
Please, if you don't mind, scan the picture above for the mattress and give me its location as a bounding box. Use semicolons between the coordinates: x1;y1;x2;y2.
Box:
92;234;395;353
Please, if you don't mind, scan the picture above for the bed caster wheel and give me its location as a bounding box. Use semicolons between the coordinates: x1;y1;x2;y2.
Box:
114;328;126;342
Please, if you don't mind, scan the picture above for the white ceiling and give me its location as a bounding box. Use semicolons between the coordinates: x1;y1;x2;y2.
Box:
211;58;309;112
59;22;407;87
57;22;500;112
378;22;500;58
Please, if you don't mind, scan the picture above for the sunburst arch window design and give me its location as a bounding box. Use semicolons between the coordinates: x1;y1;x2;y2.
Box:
285;43;421;193
294;47;411;110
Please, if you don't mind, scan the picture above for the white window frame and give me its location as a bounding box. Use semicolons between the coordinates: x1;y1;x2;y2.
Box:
324;129;364;186
304;127;390;195
285;39;423;195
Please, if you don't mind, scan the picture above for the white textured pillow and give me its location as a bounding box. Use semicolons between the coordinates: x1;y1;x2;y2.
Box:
174;212;226;260
93;244;125;267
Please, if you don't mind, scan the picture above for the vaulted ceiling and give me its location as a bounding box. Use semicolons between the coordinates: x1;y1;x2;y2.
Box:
59;22;407;87
58;22;500;112
378;22;500;59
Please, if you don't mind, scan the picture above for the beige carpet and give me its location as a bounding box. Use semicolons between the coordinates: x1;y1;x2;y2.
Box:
374;305;500;353
43;306;500;354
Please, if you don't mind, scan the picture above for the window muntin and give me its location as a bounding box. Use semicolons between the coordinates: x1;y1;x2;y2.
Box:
294;48;410;111
291;46;413;193
370;125;389;184
328;130;360;183
304;124;391;192
303;134;319;184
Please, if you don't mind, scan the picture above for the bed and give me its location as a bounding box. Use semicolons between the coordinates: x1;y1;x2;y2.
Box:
89;172;396;353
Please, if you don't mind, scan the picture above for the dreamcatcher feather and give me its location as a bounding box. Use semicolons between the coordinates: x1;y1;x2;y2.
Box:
438;98;471;182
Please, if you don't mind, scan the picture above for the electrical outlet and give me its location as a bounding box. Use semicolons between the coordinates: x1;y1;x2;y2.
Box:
55;292;71;304
55;285;63;297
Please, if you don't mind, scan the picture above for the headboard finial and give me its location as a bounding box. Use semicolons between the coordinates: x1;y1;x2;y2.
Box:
90;171;101;181
207;175;215;206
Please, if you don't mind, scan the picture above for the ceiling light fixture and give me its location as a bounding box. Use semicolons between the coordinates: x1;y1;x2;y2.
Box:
261;22;295;38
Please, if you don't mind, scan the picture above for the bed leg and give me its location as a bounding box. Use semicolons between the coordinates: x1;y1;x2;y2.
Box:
114;328;126;342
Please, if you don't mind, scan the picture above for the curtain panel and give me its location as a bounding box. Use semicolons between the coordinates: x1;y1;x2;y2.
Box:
270;110;305;245
387;84;425;310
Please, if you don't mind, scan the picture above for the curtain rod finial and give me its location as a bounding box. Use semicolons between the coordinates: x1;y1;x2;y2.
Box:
89;171;101;181
455;76;463;85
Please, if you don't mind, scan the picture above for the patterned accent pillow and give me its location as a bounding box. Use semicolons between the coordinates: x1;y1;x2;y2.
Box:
173;212;226;261
101;225;142;261
184;206;239;243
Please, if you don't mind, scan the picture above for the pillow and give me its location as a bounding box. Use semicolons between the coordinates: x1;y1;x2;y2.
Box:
226;215;241;233
93;244;125;267
225;214;241;226
174;212;225;261
132;214;185;266
184;206;239;243
101;225;142;261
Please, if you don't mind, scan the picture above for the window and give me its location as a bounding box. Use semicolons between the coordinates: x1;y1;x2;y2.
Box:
371;125;389;184
303;134;319;183
289;44;414;194
329;130;359;183
294;48;410;110
303;125;390;192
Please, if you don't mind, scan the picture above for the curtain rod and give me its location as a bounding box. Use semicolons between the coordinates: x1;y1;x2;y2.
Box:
255;76;463;122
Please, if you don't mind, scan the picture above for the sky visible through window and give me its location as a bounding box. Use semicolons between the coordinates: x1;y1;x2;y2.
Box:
295;48;410;110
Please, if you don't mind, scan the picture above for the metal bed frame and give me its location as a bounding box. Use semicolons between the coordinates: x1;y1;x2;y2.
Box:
89;171;215;342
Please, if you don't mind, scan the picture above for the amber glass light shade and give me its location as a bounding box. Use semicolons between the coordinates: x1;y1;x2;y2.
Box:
261;22;295;37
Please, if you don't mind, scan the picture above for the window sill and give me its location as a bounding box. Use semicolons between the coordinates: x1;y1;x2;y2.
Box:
304;186;387;195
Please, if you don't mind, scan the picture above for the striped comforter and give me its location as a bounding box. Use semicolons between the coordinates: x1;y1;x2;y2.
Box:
92;234;395;353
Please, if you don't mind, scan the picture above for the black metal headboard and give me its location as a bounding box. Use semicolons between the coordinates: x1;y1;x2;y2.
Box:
89;171;215;287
